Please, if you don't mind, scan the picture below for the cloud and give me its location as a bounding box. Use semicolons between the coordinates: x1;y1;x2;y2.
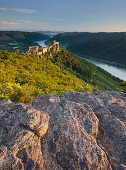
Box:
0;20;32;26
0;8;36;14
0;8;7;11
0;21;19;25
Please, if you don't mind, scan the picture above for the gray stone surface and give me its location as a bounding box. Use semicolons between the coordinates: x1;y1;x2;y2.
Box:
0;91;126;169
0;99;49;170
59;91;126;165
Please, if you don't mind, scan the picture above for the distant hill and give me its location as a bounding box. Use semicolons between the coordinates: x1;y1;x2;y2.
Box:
0;31;50;51
49;32;126;66
37;31;64;35
0;31;50;41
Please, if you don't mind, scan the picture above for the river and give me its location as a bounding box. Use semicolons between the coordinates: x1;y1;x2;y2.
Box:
37;40;47;47
37;40;126;80
83;57;126;80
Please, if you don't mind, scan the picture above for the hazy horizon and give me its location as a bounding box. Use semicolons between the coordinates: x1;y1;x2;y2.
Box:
1;29;126;33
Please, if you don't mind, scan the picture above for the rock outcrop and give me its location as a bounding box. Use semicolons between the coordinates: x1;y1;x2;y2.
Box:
0;91;126;170
0;99;49;169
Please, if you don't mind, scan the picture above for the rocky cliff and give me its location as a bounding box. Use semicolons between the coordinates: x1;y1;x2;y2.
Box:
0;91;126;170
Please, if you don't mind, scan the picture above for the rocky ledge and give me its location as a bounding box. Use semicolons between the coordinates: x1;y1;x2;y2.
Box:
0;91;126;170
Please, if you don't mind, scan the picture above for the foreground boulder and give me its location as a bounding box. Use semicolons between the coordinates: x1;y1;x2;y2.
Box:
0;91;126;170
0;99;49;169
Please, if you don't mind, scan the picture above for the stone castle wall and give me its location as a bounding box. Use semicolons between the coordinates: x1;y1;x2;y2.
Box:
28;40;60;57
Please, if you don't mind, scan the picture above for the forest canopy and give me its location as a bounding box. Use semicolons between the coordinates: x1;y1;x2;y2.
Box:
0;50;95;103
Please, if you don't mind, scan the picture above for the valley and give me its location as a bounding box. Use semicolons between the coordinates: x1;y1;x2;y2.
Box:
0;0;126;169
0;31;125;104
0;31;50;51
49;32;126;66
38;40;126;80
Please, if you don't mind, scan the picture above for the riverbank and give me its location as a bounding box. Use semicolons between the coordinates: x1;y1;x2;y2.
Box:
78;55;126;69
78;55;126;81
66;50;126;81
37;40;126;80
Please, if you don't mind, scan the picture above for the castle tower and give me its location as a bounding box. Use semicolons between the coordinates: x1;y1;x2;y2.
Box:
52;40;60;52
42;47;48;54
28;46;34;53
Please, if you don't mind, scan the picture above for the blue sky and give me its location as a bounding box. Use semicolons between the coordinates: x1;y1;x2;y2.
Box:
0;0;126;32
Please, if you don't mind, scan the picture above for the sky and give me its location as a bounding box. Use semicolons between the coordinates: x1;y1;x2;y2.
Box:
0;0;126;32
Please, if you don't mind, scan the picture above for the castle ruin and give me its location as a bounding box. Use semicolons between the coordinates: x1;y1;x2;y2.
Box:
28;40;60;58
